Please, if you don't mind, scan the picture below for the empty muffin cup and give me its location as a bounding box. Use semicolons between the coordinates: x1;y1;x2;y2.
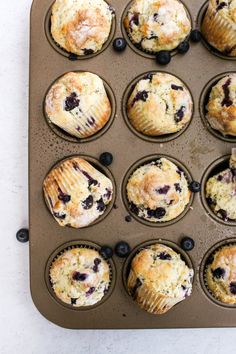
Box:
46;240;116;310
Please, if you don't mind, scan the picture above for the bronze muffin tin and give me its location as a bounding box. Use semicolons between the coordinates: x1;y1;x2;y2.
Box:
30;0;236;328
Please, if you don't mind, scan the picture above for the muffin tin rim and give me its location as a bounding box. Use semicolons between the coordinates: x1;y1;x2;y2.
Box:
43;154;117;229
199;237;236;309
200;154;236;227
45;240;117;311
44;0;117;60
122;70;194;143
121;154;194;227
120;0;193;59
199;71;236;143
43;70;117;143
122;238;195;312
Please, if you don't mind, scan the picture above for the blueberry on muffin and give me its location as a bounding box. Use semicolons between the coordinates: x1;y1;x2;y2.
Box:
127;243;193;314
45;72;111;139
126;158;191;222
127;72;193;136
43;157;113;228
50;247;111;306
206;244;236;304
123;0;191;53
205;149;236;221
206;74;236;136
201;0;236;57
51;0;114;56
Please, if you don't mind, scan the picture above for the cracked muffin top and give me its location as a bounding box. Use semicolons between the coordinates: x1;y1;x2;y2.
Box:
50;247;111;307
124;0;191;53
45;72;111;139
127;72;193;136
43;157;113;228
126;158;191;222
206;244;236;304
206;74;236;136
51;0;114;56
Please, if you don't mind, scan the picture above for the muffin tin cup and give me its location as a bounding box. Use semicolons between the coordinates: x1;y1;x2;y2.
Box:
44;1;116;60
45;240;116;311
200;154;236;227
122;239;194;313
199;72;236;143
43;155;117;228
43;71;117;143
122;154;194;227
122;71;194;143
197;1;236;61
121;0;193;59
200;238;236;308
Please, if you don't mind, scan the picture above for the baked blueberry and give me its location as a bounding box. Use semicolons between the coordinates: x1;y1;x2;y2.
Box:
82;195;94;209
125;215;132;222
64;92;80;111
189;181;201;193
72;272;88;281
93;258;102;272
181;237;195;251
113;37;127;52
229;282;236;295
159;252;172;260
212;267;225;279
99;152;113;166
190;29;202;43
16;228;29;243
115;241;131;258
156;51;171;65
177;41;190;54
100;245;113;259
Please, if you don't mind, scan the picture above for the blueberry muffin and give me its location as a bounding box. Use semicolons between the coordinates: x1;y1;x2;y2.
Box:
51;0;114;56
206;74;236;136
123;0;191;53
205;149;236;221
201;0;236;57
127;243;193;314
127;73;193;136
206;244;236;304
126;158;191;222
43;157;113;228
45;72;111;139
50;247;110;306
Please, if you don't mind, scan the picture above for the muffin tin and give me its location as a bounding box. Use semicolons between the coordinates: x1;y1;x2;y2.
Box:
29;0;236;328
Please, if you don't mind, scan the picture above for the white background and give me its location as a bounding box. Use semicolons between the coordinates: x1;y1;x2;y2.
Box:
1;0;236;353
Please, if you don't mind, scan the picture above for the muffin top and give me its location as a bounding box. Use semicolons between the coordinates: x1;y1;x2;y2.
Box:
50;247;110;307
127;72;193;136
210;0;236;24
206;244;236;305
45;72;111;139
126;158;191;222
51;0;114;56
43;157;113;228
205;150;236;221
206;74;236;136
124;0;191;53
128;244;193;298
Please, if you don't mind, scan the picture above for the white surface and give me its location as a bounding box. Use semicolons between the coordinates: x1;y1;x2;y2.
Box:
1;0;236;353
